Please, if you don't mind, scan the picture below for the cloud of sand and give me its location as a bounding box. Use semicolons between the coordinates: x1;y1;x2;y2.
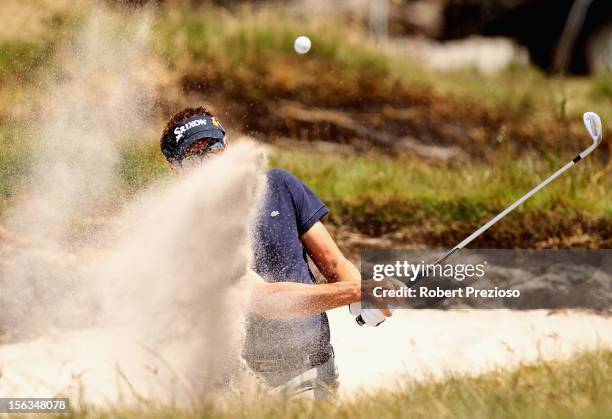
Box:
97;143;266;400
0;4;266;406
1;6;156;335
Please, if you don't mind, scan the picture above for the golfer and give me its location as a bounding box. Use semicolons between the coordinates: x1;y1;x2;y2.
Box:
160;107;388;400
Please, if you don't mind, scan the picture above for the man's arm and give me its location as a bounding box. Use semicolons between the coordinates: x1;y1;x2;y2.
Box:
301;221;392;317
300;221;359;285
248;271;359;319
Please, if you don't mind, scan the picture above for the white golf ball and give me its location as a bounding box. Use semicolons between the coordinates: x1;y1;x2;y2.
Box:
294;36;312;54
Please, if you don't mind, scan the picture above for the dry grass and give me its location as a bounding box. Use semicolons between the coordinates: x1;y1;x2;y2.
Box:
55;350;612;419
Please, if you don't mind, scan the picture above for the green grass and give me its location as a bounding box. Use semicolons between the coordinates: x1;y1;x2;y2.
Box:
103;141;612;229
0;1;80;84
0;40;49;80
2;3;611;123
0;126;30;207
117;140;169;194
158;5;612;124
156;7;398;109
32;138;605;247
159;8;390;76
56;350;612;418
270;146;611;230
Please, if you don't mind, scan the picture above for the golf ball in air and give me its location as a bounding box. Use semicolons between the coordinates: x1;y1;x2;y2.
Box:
294;36;311;54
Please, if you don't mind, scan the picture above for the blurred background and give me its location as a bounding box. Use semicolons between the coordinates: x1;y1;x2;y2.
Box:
0;0;610;255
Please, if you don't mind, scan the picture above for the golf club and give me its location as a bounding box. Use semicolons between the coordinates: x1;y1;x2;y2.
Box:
355;112;604;326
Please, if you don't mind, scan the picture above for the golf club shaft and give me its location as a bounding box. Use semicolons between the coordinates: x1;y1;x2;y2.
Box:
433;159;576;266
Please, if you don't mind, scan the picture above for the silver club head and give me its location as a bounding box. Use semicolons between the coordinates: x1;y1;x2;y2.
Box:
583;112;603;145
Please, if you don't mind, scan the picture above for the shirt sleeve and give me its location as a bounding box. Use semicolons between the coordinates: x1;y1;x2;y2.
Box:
280;170;329;235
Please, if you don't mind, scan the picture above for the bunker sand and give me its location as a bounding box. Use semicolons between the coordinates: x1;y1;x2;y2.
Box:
329;308;612;398
1;310;612;406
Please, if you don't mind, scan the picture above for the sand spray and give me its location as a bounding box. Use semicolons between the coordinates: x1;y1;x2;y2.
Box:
0;4;267;406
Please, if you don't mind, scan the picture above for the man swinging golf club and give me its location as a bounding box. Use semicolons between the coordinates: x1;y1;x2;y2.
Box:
160;106;394;400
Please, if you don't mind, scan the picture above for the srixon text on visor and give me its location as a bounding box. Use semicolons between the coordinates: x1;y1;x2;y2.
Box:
174;119;208;142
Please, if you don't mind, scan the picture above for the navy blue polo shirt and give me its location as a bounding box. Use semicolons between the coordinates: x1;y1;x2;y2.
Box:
243;169;331;362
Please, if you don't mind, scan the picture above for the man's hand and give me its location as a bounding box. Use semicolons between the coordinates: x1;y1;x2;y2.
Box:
301;221;400;317
361;277;405;317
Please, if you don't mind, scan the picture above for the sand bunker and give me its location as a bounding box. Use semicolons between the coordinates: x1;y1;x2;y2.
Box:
329;308;612;398
2;309;612;406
